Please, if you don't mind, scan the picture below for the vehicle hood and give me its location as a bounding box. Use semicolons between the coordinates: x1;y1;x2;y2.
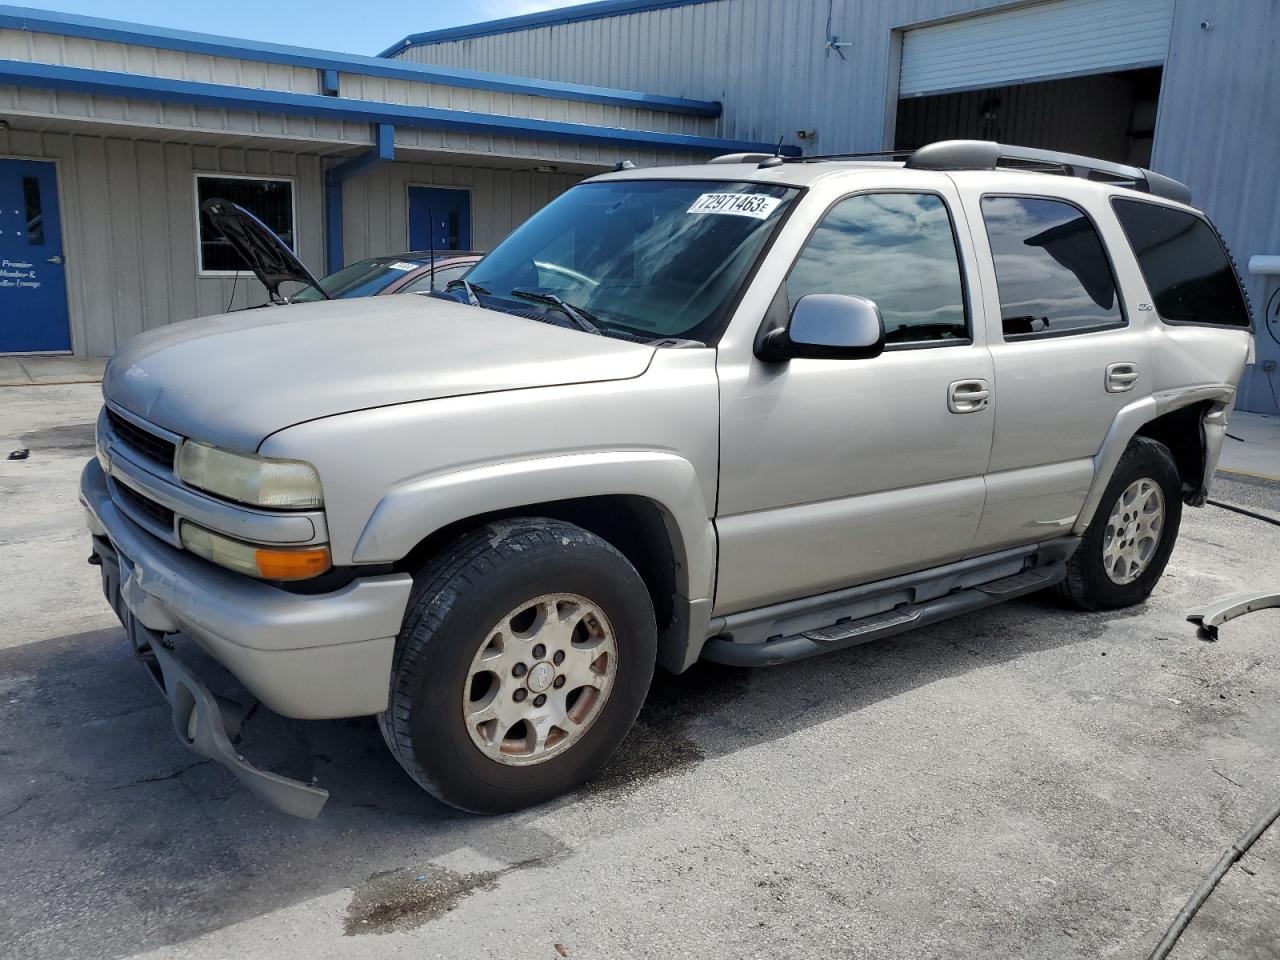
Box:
104;295;655;450
199;197;328;302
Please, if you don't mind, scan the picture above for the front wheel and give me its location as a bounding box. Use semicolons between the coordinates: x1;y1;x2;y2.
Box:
1056;436;1183;610
379;519;657;814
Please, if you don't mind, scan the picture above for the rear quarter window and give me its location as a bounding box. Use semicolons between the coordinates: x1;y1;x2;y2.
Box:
1111;198;1251;328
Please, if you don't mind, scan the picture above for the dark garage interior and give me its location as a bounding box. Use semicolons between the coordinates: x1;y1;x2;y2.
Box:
895;67;1163;166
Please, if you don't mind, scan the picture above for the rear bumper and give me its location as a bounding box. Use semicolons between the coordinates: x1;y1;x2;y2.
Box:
81;459;413;720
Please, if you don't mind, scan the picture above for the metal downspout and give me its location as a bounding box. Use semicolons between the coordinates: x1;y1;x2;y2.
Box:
324;123;395;275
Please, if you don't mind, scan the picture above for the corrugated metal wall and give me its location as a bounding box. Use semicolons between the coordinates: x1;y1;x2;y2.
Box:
0;28;714;158
1152;0;1280;414
342;160;582;260
0;28;322;94
0;124;595;355
0;21;726;356
0;126;325;355
394;0;1025;153
398;0;1280;413
898;0;1172;96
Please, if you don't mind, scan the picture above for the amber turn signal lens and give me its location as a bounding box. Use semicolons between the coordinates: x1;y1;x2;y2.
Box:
254;545;331;581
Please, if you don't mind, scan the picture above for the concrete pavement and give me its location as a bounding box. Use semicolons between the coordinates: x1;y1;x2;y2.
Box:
1220;410;1280;482
1;384;1278;960
0;356;106;387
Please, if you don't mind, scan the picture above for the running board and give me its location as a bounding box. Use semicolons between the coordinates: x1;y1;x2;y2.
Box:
701;560;1066;667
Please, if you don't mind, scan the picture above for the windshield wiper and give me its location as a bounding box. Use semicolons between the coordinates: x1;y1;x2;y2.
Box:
509;289;602;335
444;278;487;306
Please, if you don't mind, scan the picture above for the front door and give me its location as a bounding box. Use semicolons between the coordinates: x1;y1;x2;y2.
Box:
408;186;472;252
715;186;996;615
0;158;70;353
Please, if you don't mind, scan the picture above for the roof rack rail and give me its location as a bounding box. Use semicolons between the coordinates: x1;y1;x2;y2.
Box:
707;152;774;164
785;149;914;163
905;140;1191;205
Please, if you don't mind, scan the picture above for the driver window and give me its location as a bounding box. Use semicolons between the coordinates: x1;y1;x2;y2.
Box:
786;192;969;345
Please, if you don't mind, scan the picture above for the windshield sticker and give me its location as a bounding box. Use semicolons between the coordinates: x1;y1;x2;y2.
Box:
387;261;418;271
687;193;782;220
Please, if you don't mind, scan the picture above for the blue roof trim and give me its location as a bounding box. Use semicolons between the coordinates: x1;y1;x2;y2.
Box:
380;0;720;55
0;58;798;156
0;4;720;117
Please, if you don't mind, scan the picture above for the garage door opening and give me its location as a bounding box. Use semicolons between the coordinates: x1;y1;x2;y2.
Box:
895;67;1162;167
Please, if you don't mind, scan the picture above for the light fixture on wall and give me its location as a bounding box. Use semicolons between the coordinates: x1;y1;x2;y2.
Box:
0;119;9;131
533;164;558;173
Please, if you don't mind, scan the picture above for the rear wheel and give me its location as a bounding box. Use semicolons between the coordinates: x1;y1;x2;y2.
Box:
380;519;656;813
1057;437;1182;610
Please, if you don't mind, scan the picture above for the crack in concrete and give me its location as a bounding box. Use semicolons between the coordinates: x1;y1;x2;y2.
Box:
0;795;35;821
106;759;214;792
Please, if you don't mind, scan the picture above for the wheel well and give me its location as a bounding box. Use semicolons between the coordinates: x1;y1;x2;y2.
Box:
1133;401;1209;500
395;495;679;631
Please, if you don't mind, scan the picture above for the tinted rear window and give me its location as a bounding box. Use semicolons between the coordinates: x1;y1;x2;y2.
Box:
981;196;1124;338
1111;199;1251;328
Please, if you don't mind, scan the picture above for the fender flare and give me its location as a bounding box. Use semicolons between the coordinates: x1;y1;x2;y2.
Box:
1073;384;1235;535
351;450;717;604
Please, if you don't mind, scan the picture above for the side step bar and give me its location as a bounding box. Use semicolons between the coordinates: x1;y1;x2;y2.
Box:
702;559;1067;668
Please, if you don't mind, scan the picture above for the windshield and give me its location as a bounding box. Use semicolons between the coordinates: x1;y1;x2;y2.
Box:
291;257;422;302
462;179;798;342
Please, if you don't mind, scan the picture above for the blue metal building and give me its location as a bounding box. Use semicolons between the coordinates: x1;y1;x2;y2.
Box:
1;0;1276;414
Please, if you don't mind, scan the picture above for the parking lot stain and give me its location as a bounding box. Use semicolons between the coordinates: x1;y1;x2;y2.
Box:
583;661;748;797
345;865;501;934
345;858;543;935
19;421;96;454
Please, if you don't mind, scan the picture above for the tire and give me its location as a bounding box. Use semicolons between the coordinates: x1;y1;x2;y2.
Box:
1056;436;1183;611
379;518;657;814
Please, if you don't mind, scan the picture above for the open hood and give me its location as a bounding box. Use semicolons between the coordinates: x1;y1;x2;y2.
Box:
199;198;330;303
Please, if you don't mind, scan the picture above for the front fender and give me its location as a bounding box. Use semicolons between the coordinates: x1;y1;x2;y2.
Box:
351;450;717;602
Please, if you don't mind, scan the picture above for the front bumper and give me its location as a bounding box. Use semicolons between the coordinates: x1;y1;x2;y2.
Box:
81;459;412;718
80;459;414;816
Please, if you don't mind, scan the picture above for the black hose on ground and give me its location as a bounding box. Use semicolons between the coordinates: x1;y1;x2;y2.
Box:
1207;499;1280;528
1147;796;1280;960
1147;495;1279;958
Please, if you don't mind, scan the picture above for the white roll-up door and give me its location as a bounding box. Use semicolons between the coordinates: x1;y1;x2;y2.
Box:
899;0;1174;98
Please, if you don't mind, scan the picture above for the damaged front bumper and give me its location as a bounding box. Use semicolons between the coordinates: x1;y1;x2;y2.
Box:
80;459;414;818
93;531;331;818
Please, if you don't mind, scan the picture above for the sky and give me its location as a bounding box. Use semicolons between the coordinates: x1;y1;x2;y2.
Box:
23;0;595;56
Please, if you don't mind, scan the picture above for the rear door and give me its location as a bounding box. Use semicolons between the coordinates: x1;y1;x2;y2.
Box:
958;178;1155;552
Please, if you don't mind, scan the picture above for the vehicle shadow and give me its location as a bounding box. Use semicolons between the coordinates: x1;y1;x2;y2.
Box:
0;593;1146;959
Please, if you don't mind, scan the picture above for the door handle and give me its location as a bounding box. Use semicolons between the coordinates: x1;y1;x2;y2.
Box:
1105;362;1140;393
948;378;991;414
45;255;63;264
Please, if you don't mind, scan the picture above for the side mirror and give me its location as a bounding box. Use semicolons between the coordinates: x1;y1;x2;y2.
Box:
758;293;886;361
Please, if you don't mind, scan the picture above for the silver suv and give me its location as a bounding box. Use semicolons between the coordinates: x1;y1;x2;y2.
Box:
81;141;1255;817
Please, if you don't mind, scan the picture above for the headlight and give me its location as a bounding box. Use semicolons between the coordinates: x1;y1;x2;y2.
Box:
177;441;323;509
179;521;331;581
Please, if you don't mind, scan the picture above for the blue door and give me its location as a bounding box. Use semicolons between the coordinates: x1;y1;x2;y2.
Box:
0;159;71;352
408;186;472;252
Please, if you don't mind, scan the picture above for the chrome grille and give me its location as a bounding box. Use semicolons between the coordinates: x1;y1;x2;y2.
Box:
106;409;177;470
114;482;176;530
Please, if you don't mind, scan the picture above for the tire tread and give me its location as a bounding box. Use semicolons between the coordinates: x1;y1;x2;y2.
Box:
1055;436;1182;611
379;519;650;810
